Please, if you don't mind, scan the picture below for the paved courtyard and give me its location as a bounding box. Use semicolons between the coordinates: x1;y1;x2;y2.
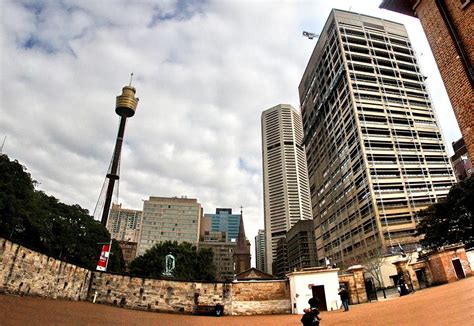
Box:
1;277;473;325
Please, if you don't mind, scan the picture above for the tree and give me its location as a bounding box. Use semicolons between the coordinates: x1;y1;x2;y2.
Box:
129;241;216;281
0;154;36;242
0;154;125;272
416;176;474;250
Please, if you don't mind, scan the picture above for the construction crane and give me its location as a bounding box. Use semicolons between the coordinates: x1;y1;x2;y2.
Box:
302;31;319;40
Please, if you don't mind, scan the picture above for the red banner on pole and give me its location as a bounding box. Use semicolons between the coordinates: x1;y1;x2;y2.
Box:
96;244;111;271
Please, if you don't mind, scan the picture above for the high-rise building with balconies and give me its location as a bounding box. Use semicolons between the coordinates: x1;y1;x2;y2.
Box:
261;104;313;274
106;203;142;243
299;10;456;266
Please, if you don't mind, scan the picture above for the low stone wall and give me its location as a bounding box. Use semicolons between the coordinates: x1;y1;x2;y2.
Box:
0;237;291;315
0;238;91;300
230;280;291;315
89;272;230;314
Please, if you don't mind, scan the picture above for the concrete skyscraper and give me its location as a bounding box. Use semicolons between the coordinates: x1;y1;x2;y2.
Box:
255;229;266;271
106;203;142;242
261;104;313;274
137;196;202;256
299;10;456;266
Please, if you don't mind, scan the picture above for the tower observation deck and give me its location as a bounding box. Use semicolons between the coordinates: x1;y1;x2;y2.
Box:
94;77;139;226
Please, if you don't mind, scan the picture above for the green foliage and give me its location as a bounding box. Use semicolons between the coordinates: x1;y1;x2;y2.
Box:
108;239;126;274
129;241;216;281
0;154;125;272
416;176;474;250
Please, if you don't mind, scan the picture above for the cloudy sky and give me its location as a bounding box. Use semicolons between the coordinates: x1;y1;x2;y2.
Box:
0;0;460;264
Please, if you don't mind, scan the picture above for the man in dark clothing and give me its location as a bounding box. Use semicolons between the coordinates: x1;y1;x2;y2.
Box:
338;286;349;311
301;308;320;326
308;297;320;310
397;278;409;296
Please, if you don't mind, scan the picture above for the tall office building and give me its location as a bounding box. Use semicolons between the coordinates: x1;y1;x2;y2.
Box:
199;231;235;281
255;229;266;272
380;0;474;164
137;196;202;256
106;203;142;242
286;220;317;272
261;104;313;274
299;10;456;266
204;208;241;241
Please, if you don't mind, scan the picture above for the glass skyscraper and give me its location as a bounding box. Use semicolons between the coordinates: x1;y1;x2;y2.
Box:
205;208;241;241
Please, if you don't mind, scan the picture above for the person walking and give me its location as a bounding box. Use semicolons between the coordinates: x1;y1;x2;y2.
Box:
338;286;349;312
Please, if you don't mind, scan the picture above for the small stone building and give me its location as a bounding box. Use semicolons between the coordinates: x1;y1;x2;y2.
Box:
393;244;472;290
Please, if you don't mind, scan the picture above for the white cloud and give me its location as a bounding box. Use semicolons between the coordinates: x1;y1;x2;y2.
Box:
0;0;461;266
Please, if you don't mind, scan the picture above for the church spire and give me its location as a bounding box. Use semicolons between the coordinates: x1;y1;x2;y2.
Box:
234;205;251;274
235;206;247;251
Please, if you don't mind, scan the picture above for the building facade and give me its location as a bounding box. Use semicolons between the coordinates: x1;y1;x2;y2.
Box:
106;203;142;242
255;229;266;272
137;197;202;256
286;220;318;272
299;10;456;266
204;208;241;241
451;138;473;181
380;0;474;164
273;238;288;277
261;104;313;274
199;231;235;281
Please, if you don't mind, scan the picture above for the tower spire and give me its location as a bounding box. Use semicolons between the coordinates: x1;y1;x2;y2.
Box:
235;206;247;253
234;205;251;274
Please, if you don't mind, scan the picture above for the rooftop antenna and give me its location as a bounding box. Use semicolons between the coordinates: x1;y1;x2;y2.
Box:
302;31;320;40
129;72;134;87
0;136;6;154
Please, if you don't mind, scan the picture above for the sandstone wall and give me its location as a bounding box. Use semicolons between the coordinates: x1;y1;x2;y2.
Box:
230;280;291;315
0;238;91;300
0;237;300;315
88;272;230;314
338;272;368;305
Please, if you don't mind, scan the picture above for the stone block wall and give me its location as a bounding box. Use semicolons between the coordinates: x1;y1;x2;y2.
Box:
230;280;291;315
88;272;230;314
0;238;91;300
338;268;368;305
89;274;291;316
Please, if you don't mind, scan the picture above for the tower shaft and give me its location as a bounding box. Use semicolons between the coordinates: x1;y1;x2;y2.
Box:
101;116;127;225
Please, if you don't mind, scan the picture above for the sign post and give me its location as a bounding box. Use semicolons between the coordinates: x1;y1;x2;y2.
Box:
96;240;112;271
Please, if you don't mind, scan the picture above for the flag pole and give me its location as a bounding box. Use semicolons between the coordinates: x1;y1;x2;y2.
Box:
105;238;112;271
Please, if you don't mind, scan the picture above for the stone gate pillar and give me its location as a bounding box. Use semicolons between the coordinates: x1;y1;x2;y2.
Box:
346;265;367;304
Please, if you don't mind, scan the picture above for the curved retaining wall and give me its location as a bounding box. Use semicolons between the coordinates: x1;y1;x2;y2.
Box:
0;238;91;300
0;238;291;315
